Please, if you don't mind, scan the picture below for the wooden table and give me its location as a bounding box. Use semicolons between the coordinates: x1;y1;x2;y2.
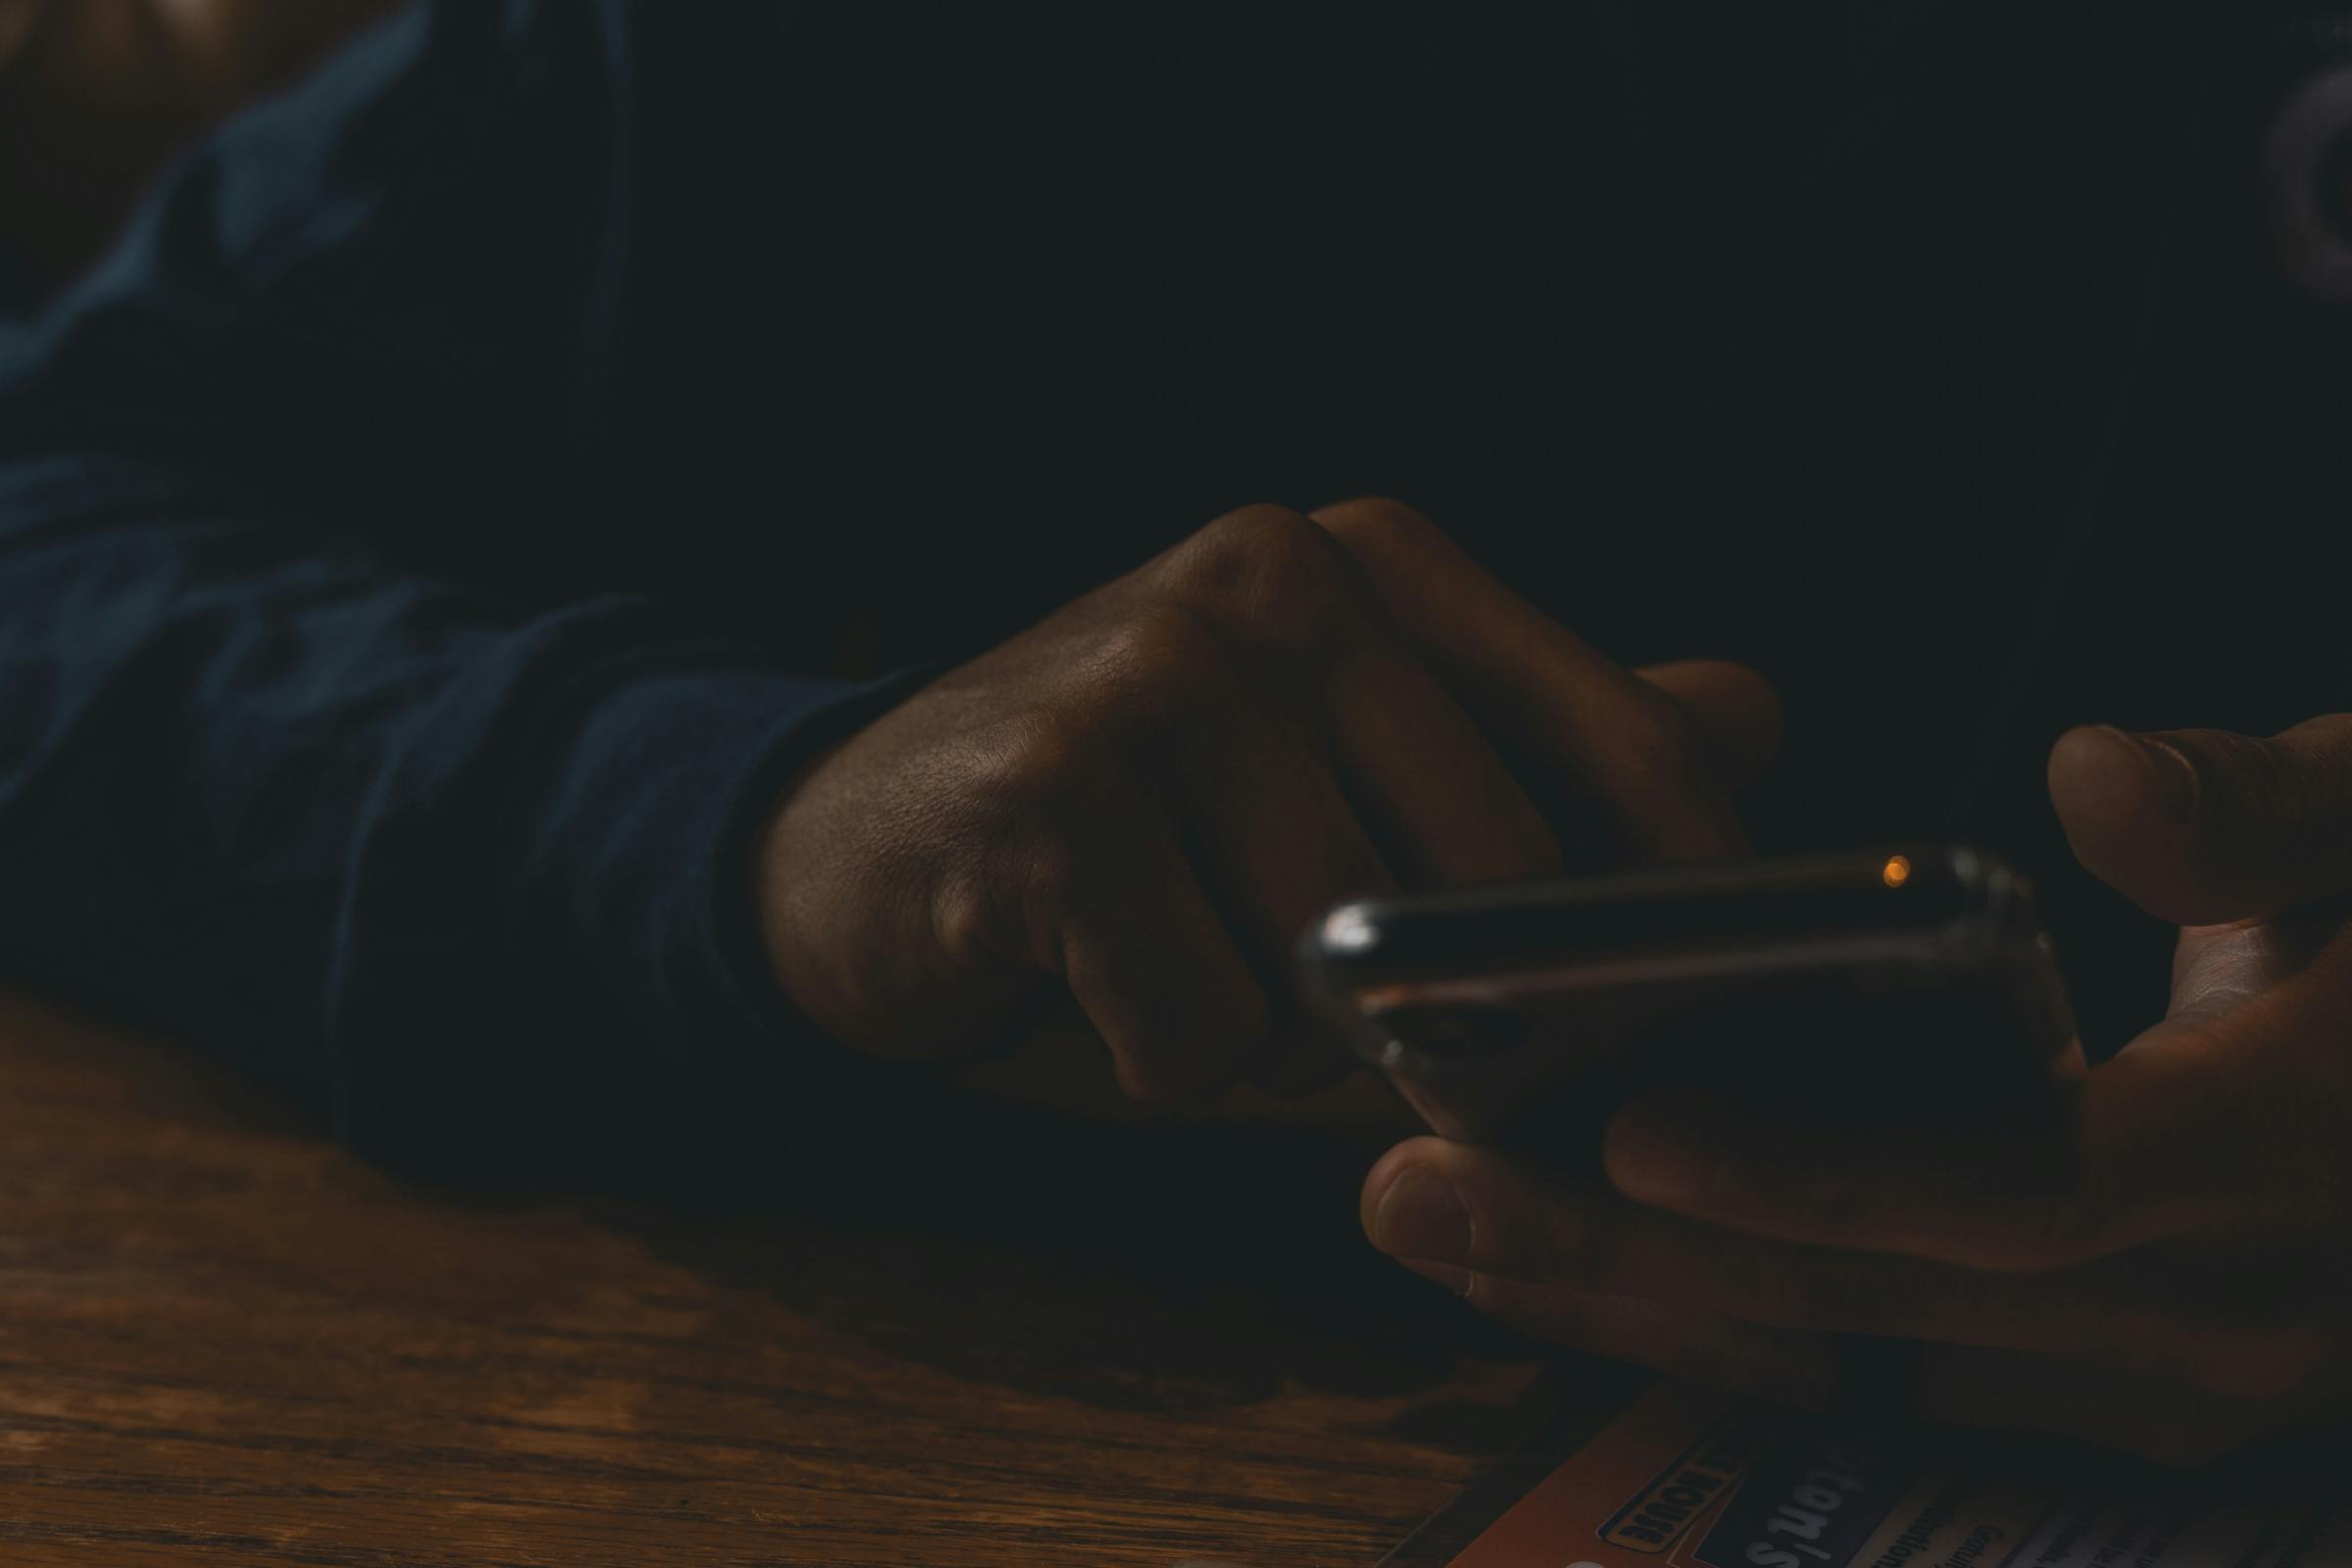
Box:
0;992;1619;1566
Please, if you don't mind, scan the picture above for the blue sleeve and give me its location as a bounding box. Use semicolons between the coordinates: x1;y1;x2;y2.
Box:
0;1;906;1172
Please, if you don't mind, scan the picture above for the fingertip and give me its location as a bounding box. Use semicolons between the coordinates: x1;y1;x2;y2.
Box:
2049;725;2195;822
1600;1095;1724;1211
2047;725;2210;923
2047;727;2148;868
1359;1136;1453;1239
1106;1032;1254;1105
1363;1135;1451;1190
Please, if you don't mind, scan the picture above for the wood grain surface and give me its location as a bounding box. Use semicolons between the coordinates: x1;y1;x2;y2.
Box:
0;991;1630;1566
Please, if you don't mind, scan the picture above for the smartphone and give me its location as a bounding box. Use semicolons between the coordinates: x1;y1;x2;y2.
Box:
1298;845;2076;1145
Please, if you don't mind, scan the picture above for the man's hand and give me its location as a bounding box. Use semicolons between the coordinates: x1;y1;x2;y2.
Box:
760;500;1778;1101
1361;713;2352;1465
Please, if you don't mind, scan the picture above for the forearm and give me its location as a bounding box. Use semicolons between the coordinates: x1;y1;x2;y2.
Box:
0;449;908;1168
0;0;920;1170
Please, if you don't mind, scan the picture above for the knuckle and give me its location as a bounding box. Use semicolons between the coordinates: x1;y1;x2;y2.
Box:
1312;495;1442;558
973;713;1096;810
959;824;1093;983
947;725;1134;956
2279;713;2352;786
1010;830;1090;939
929;866;1003;966
1093;602;1237;701
1174;504;1354;642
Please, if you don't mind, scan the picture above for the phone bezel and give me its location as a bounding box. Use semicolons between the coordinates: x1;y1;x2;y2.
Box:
1298;845;2075;1143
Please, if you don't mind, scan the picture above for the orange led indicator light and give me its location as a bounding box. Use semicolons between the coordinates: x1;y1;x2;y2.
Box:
1881;854;1912;889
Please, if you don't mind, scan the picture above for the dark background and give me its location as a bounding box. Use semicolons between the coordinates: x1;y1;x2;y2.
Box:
9;2;2348;1086
596;4;2350;1058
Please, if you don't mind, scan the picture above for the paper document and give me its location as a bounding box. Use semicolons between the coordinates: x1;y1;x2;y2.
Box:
1423;1382;2343;1568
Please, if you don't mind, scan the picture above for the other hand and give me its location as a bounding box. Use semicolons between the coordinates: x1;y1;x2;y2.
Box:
760;499;1778;1101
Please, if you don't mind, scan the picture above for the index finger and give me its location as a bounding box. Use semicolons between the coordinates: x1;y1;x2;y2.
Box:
1310;498;1752;863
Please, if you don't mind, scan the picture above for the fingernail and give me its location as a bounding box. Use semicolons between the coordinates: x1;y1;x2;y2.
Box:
1604;1106;1713;1205
2093;725;2198;822
2136;737;2201;822
1372;1167;1471;1265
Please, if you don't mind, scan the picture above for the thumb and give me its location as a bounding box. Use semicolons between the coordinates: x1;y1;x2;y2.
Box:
2047;715;2352;926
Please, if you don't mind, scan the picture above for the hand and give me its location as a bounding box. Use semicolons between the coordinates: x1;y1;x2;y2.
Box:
760;499;1778;1101
1361;714;2352;1465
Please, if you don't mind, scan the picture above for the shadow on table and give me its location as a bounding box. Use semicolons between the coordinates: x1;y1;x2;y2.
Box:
3;989;1575;1453
582;1070;1569;1447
